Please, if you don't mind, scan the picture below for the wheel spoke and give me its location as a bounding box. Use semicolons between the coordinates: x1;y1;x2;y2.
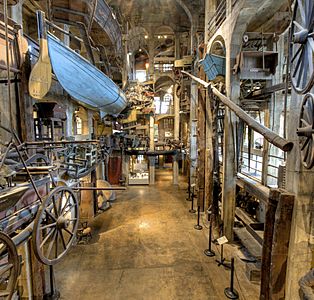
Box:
291;44;303;63
58;229;67;251
293;47;304;78
58;190;64;215
293;20;304;31
60;194;71;216
40;228;55;248
44;209;57;222
304;107;313;125
46;229;58;259
301;137;310;150
296;50;305;87
307;43;314;75
308;38;314;52
306;140;313;165
63;228;74;237
302;46;309;88
62;204;74;217
0;263;13;277
297;0;306;27
40;222;56;231
52;195;58;218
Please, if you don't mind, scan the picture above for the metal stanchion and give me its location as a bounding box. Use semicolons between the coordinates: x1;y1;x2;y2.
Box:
194;205;203;230
186;176;191;201
189;186;196;213
215;243;230;269
204;210;215;257
224;258;239;299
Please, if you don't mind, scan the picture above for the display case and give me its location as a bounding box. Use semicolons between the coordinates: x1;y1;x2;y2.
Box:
128;155;149;185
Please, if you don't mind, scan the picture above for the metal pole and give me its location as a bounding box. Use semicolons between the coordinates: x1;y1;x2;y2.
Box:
194;205;203;230
224;258;239;299
204;212;215;257
189;186;196;213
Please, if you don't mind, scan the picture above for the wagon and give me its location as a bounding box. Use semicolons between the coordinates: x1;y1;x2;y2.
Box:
0;125;79;299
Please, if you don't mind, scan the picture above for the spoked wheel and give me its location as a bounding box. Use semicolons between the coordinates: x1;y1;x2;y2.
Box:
297;93;314;168
0;232;19;299
289;0;314;94
33;187;79;265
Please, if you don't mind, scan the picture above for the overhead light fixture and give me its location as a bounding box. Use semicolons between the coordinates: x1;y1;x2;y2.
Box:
164;35;167;39
144;35;148;39
158;35;161;39
139;48;142;52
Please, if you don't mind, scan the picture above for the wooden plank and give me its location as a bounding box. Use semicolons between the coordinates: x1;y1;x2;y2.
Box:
270;192;294;299
260;189;280;300
236;173;270;204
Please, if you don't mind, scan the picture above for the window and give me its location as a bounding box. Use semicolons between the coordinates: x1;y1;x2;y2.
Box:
76;116;82;135
136;70;147;82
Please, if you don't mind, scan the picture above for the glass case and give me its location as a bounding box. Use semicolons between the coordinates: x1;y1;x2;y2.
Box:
129;155;149;185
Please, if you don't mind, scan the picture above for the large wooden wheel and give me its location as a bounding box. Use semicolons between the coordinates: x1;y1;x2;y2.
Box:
297;93;314;168
0;232;19;299
32;187;79;265
289;0;314;94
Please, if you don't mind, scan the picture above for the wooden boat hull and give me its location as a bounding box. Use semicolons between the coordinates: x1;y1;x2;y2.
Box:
47;33;127;116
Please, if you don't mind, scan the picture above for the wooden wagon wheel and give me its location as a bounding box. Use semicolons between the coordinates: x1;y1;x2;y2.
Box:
32;187;79;265
0;232;20;299
289;0;314;94
297;93;314;168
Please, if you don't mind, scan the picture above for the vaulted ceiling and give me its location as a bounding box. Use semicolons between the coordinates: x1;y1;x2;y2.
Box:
107;0;204;33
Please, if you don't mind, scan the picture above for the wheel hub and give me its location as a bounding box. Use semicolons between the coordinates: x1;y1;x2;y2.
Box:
57;217;69;229
293;29;309;44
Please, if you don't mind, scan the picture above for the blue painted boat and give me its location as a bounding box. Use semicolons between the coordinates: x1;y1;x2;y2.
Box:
47;33;127;116
199;53;225;81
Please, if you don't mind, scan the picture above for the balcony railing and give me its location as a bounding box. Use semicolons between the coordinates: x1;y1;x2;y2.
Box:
208;0;227;42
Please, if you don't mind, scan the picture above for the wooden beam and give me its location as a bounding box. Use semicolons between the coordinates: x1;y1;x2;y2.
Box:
270;191;294;299
181;71;293;152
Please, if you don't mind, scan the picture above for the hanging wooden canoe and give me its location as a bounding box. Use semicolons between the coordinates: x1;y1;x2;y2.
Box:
47;33;127;116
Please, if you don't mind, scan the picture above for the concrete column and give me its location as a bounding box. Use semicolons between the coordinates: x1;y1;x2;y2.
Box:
149;115;155;185
189;81;198;185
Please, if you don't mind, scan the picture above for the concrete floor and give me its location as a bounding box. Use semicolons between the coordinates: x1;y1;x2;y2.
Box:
55;168;259;300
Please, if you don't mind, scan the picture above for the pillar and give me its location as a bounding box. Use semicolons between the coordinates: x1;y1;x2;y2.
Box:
175;32;181;60
173;83;180;185
149;115;155;184
221;42;239;241
285;90;314;299
189;81;198;185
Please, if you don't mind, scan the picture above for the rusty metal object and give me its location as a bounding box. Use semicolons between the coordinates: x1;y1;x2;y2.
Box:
32;186;79;265
289;0;314;94
181;71;294;152
297;93;314;168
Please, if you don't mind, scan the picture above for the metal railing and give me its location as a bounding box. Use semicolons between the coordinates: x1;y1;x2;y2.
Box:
208;0;227;42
